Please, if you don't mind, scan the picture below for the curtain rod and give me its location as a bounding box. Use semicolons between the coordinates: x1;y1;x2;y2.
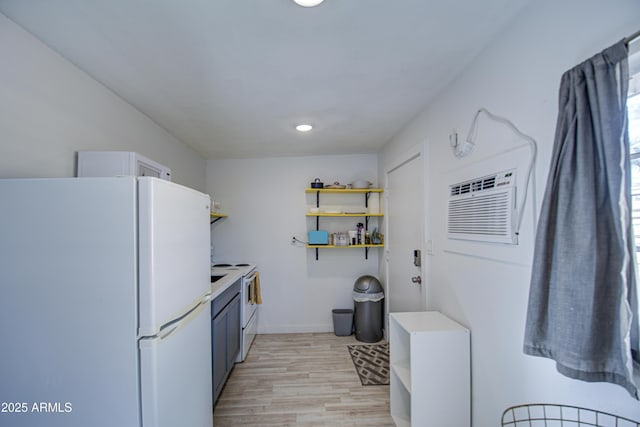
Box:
625;29;640;44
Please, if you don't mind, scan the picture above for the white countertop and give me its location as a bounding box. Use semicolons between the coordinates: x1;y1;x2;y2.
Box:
210;268;243;300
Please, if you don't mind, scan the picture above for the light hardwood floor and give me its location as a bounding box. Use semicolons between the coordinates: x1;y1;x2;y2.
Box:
213;333;394;426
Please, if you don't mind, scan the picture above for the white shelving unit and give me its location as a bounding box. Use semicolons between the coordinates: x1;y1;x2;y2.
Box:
389;311;470;427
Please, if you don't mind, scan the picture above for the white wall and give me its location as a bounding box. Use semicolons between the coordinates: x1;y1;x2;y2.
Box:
0;13;206;191
380;0;640;424
207;154;380;333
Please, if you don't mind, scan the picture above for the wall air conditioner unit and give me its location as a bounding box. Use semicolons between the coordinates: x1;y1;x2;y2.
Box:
447;169;518;245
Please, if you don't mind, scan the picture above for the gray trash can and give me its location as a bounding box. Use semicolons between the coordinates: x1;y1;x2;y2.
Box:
332;309;353;336
353;275;384;343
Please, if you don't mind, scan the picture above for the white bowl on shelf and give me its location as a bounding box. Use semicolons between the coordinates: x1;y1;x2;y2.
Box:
351;180;373;189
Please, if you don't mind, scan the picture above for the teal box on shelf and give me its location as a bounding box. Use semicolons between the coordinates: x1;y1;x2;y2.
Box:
308;230;329;245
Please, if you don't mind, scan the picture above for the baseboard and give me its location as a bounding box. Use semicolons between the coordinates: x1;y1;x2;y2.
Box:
258;323;333;334
257;325;386;336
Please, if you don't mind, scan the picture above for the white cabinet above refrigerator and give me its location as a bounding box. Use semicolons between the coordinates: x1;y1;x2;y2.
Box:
77;151;172;181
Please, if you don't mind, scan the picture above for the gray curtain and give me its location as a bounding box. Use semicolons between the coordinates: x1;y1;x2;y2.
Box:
524;40;639;398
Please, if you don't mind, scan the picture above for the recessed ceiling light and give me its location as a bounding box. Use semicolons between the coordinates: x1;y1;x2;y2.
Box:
293;0;325;7
296;124;313;132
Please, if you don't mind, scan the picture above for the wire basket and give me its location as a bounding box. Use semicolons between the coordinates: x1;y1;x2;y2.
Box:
502;404;640;427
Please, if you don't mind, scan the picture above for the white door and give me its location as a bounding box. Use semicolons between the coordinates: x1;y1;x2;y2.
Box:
386;152;424;313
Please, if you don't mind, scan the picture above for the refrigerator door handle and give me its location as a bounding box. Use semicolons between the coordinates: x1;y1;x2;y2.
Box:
158;299;208;340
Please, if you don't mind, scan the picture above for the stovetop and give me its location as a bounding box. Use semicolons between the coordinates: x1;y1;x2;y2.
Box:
211;262;257;276
212;263;251;268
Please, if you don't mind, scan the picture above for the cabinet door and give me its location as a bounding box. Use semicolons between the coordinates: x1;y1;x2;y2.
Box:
212;312;227;402
227;295;241;364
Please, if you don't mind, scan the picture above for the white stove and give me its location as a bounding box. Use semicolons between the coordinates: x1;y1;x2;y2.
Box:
211;262;255;276
211;262;259;362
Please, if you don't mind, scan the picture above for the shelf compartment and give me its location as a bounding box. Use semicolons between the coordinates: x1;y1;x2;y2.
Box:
390;369;411;427
391;361;411;392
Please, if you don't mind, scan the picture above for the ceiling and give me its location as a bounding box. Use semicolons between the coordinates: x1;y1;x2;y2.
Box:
0;0;532;159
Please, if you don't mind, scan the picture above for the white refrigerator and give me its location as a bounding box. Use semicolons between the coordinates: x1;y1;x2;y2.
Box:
0;177;213;427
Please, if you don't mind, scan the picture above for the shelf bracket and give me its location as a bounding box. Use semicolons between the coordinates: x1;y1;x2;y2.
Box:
210;217;224;225
315;248;319;260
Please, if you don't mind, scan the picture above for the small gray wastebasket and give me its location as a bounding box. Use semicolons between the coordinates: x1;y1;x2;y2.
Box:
332;309;354;336
353;275;384;343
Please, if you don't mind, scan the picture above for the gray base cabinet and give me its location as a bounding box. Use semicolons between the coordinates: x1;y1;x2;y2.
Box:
211;279;241;404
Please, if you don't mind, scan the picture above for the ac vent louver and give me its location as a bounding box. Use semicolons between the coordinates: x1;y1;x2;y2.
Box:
447;169;517;245
450;176;497;196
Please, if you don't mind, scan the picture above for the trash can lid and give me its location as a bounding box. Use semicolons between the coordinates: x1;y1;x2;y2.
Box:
353;275;383;293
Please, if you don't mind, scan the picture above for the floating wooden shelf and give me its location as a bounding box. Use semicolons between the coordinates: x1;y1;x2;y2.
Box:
210;213;228;224
306;213;384;217
305;187;384;260
305;188;384;193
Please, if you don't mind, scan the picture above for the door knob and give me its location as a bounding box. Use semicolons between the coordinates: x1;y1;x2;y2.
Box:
411;276;422;284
